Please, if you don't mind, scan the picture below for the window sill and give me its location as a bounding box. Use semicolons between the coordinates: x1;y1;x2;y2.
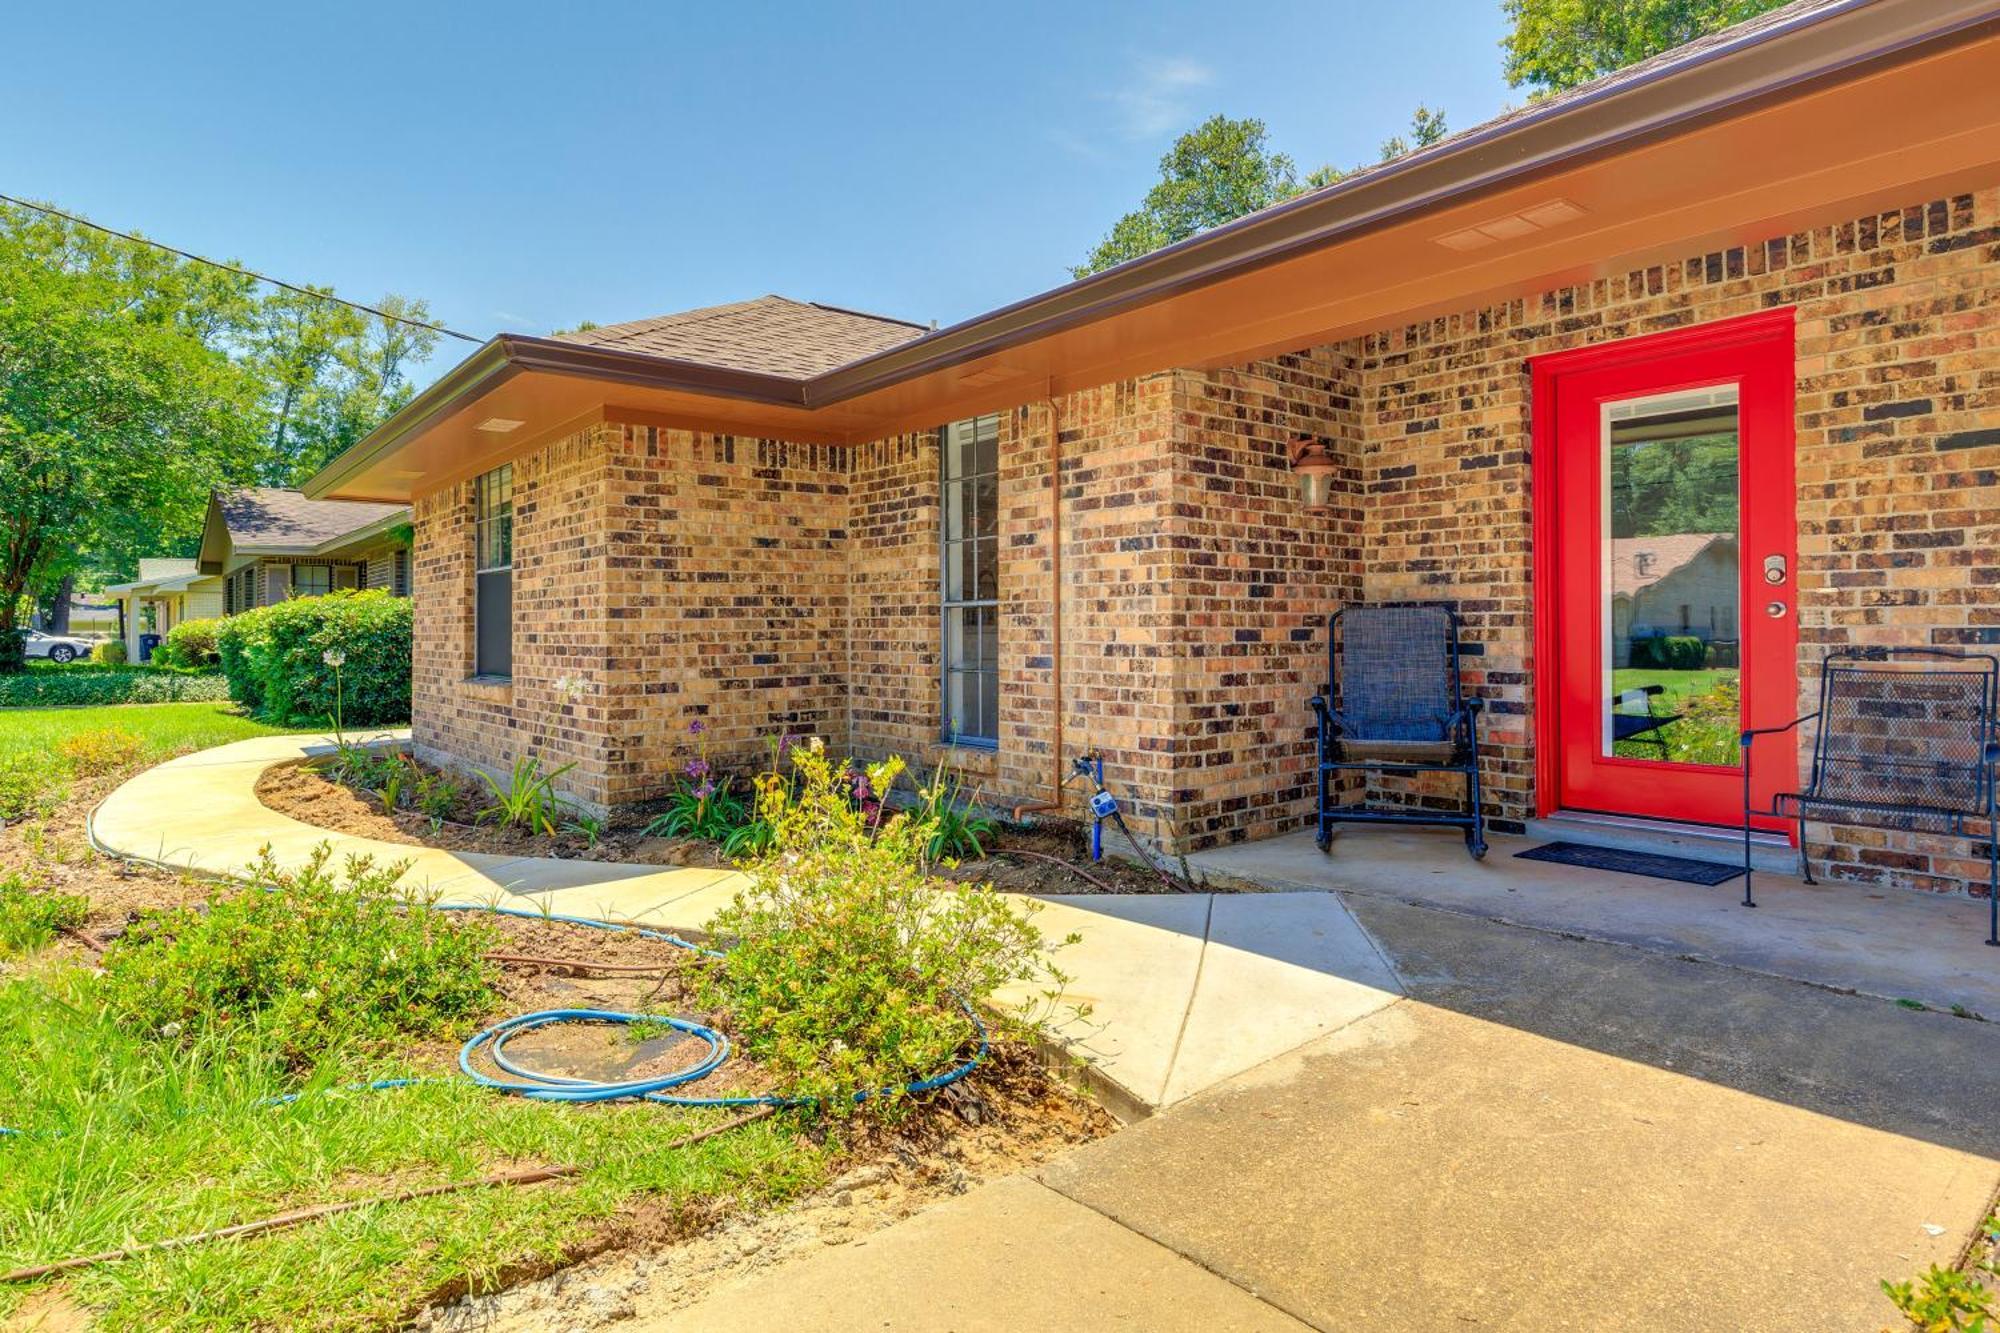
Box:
459;674;513;703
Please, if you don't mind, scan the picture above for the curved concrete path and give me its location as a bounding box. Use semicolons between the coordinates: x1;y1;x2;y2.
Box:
88;732;1404;1118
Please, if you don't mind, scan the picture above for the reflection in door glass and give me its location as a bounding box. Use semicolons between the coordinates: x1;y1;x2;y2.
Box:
1602;386;1741;767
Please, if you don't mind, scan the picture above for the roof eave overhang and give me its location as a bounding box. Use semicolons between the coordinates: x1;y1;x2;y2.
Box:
306;336;807;499
305;0;2000;502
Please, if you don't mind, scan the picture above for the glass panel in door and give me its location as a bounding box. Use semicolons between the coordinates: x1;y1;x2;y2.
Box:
1601;387;1741;768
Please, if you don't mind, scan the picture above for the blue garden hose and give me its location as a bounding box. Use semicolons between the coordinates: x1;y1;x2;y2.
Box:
2;900;988;1136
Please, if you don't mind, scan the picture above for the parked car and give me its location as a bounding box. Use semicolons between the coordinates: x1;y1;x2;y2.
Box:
14;628;96;663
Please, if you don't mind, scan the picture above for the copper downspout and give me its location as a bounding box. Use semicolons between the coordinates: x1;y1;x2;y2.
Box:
1013;394;1066;821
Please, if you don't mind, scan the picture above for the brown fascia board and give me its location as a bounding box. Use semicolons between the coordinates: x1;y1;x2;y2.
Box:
306;0;2000;500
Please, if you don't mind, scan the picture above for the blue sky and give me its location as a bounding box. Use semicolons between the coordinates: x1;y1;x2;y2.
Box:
6;1;1516;380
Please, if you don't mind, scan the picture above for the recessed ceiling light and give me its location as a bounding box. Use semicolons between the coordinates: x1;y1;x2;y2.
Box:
476;417;526;433
1435;227;1493;252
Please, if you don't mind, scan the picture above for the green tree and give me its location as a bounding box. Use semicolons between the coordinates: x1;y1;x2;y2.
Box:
1304;104;1452;190
0;204;263;664
1077;107;1453;275
1502;0;1789;96
249;287;439;485
0;201;442;651
1073;116;1299;278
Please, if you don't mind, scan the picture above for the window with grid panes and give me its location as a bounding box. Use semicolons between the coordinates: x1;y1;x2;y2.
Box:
940;415;999;745
474;465;513;677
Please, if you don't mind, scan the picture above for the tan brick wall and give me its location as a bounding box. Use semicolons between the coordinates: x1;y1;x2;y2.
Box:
600;425;852;806
1165;352;1364;848
411;422;616;808
410;188;1999;898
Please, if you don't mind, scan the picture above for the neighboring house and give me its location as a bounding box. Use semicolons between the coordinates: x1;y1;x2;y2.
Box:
303;0;2000;898
1610;534;1739;666
108;488;409;660
63;597;121;639
103;559;224;658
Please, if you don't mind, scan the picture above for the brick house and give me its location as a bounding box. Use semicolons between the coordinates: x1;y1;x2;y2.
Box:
307;0;2000;898
109;488;409;660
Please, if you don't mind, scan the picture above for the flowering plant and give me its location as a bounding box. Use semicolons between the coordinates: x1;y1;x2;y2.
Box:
644;717;746;840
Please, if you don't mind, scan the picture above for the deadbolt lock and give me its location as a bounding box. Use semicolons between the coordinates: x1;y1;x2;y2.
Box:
1763;554;1788;586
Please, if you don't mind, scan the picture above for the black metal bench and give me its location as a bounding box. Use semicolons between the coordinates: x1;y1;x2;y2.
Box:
1309;604;1486;860
1741;646;2000;946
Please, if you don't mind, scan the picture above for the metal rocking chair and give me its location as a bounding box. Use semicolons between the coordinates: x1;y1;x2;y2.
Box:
1741;646;2000;946
1309;604;1487;860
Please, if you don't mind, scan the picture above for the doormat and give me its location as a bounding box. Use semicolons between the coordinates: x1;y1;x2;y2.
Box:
1514;840;1743;885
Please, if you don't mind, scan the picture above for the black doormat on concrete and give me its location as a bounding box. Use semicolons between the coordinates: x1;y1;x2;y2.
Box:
1514;840;1743;885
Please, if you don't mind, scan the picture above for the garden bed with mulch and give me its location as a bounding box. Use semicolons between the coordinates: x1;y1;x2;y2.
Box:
255;752;1223;895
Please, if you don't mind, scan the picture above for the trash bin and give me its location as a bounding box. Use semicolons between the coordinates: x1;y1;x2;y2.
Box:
138;633;161;662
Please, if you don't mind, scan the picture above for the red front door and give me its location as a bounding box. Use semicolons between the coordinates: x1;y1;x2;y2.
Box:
1532;310;1798;830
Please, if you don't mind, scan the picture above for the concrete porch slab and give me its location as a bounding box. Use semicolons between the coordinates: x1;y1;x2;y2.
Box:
1190;827;2000;1018
668;1174;1311;1332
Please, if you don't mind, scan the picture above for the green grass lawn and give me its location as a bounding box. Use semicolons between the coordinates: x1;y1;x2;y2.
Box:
1609;667;1740;766
0;960;824;1330
0;701;311;764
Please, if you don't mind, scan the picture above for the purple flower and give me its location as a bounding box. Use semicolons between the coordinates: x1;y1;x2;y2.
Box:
688;719;706;736
778;733;797;755
685;757;710;780
693;779;716;800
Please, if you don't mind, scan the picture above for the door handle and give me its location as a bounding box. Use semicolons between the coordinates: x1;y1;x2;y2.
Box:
1766;600;1789;619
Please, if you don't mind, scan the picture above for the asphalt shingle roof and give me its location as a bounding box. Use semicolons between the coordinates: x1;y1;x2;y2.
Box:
551;295;928;379
219;488;406;550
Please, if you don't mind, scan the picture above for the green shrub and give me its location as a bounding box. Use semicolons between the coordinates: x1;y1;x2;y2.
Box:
92;638;128;665
1882;1262;1995;1329
215;590;411;726
0;631;23;675
0;875;89;955
697;740;1072;1114
0;664;228;708
56;726;147;776
159;617;223;669
1629;634;1709;671
0;753;64;823
99;845;499;1071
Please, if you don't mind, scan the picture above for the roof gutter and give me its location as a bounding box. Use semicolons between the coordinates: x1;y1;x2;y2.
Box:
306;0;2000;499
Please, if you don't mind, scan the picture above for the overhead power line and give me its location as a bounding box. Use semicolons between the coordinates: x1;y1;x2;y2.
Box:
0;192;483;344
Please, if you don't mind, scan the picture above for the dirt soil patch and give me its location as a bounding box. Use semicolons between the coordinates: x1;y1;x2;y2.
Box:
256;755;1233;895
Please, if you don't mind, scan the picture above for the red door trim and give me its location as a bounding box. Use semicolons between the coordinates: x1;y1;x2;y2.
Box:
1529;308;1797;823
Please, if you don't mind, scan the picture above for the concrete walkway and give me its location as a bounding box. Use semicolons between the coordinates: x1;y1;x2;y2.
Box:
88;733;1402;1117
670;894;2000;1332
